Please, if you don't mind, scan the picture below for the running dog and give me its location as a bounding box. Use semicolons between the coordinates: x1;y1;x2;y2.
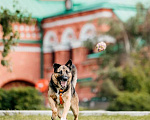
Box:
48;59;79;120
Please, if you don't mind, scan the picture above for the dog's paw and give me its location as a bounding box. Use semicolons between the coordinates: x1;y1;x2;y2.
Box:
61;118;67;120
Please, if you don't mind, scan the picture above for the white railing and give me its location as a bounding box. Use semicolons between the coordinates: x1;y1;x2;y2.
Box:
0;110;150;116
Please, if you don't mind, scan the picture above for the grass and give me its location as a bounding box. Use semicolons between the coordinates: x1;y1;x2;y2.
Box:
0;114;150;120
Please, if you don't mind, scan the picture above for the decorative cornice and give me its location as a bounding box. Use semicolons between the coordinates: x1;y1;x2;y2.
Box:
42;11;113;28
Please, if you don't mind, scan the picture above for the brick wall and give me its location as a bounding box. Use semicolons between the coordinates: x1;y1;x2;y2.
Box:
0;52;40;88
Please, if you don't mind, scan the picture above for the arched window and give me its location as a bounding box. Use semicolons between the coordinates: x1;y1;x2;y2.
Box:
2;80;34;90
43;31;58;64
60;27;76;60
43;31;58;53
61;27;76;45
79;23;96;41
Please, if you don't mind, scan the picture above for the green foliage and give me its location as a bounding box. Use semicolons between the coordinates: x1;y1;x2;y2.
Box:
96;3;150;110
0;87;44;110
83;4;148;54
79;81;97;88
121;49;150;93
98;17;131;53
122;66;146;92
125;3;146;49
108;92;150;111
83;37;98;52
126;3;145;35
98;48;150;110
141;11;150;44
99;79;119;100
0;0;33;68
98;18;123;40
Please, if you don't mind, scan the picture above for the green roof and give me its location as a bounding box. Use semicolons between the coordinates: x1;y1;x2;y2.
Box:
0;0;65;21
77;77;92;82
87;51;105;59
0;0;150;22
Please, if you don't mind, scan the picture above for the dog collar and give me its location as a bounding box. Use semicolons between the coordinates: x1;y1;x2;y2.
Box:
59;88;64;105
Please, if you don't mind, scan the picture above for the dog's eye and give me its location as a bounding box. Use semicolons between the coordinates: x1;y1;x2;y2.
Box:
66;70;70;74
59;70;62;74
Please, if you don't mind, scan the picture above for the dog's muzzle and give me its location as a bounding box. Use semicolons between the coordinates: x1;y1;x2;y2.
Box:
60;76;68;88
62;76;68;81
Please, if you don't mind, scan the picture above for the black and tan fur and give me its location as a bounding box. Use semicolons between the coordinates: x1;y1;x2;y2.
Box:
48;60;79;120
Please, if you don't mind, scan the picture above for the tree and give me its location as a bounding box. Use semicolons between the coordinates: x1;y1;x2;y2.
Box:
0;0;33;69
97;3;150;111
84;3;147;55
141;8;150;44
84;3;150;109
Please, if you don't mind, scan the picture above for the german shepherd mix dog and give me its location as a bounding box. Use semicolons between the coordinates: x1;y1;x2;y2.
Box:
48;60;79;120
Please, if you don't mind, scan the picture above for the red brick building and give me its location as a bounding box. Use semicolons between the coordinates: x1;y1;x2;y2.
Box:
0;0;143;103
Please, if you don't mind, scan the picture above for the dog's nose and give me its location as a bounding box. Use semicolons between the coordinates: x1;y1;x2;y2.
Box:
62;76;68;81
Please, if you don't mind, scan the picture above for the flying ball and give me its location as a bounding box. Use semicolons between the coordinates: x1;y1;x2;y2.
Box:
96;42;106;52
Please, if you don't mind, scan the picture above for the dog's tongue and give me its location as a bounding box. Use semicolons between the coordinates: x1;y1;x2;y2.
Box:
61;81;67;87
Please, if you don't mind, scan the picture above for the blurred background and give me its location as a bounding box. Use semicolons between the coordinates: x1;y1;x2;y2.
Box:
0;0;150;111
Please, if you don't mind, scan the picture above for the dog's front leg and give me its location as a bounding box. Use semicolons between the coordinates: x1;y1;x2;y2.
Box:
61;95;71;120
48;96;57;120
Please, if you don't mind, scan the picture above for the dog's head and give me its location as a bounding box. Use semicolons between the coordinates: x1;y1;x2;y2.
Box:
53;59;72;89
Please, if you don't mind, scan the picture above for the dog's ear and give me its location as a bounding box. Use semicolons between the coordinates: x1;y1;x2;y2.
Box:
53;63;61;72
65;59;72;69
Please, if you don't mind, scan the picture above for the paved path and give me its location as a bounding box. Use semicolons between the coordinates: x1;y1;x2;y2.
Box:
0;110;150;116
